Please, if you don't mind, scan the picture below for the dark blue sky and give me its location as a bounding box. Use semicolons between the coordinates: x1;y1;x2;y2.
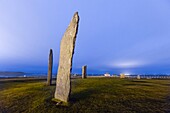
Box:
0;0;170;74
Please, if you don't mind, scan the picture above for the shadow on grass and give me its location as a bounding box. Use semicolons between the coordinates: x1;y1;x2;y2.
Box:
0;78;46;84
160;84;170;86
0;102;6;113
131;80;149;83
123;83;153;86
70;88;97;104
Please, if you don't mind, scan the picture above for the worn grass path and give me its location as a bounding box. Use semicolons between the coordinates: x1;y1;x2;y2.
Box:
0;78;170;113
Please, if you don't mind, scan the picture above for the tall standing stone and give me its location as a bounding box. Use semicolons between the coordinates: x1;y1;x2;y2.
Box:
47;49;53;86
54;12;80;103
82;65;87;79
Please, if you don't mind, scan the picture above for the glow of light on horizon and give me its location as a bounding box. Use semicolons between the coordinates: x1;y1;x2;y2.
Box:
124;73;130;76
108;60;146;68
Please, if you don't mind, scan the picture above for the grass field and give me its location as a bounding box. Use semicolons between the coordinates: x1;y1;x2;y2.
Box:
0;78;170;113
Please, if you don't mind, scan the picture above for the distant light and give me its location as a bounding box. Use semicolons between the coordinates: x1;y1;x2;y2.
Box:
120;73;130;75
124;73;130;75
104;73;111;77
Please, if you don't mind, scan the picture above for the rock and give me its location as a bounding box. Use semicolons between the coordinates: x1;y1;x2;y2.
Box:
82;65;87;79
56;102;62;106
47;49;53;86
54;12;80;103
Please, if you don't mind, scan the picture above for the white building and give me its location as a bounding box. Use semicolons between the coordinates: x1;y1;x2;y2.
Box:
104;73;111;77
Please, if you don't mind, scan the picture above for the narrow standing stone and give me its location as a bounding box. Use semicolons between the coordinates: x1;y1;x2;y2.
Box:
137;75;140;79
82;65;87;79
54;12;80;103
47;49;53;86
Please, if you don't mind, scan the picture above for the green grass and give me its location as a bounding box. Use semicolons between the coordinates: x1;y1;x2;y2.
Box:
0;78;170;113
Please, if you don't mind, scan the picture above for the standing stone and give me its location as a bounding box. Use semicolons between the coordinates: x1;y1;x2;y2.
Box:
120;73;125;78
137;75;140;79
82;65;87;79
54;12;80;103
47;49;53;86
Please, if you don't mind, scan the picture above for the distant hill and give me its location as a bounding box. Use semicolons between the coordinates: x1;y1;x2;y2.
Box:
0;72;25;76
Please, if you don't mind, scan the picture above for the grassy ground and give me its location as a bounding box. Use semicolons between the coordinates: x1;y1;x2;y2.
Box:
0;78;170;113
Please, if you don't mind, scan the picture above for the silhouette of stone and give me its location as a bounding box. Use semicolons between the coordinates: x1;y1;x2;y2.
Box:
82;65;87;79
54;12;79;103
47;49;53;86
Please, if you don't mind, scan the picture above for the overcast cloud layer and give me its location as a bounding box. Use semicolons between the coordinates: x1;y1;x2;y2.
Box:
0;0;170;74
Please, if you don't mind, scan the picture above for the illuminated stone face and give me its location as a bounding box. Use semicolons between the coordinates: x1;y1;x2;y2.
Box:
54;12;79;103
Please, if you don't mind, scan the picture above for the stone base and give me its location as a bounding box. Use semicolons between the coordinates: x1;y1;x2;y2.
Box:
52;98;69;106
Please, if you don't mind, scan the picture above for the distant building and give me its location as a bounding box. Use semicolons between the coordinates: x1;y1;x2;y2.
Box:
112;75;118;77
104;73;111;77
73;74;77;77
